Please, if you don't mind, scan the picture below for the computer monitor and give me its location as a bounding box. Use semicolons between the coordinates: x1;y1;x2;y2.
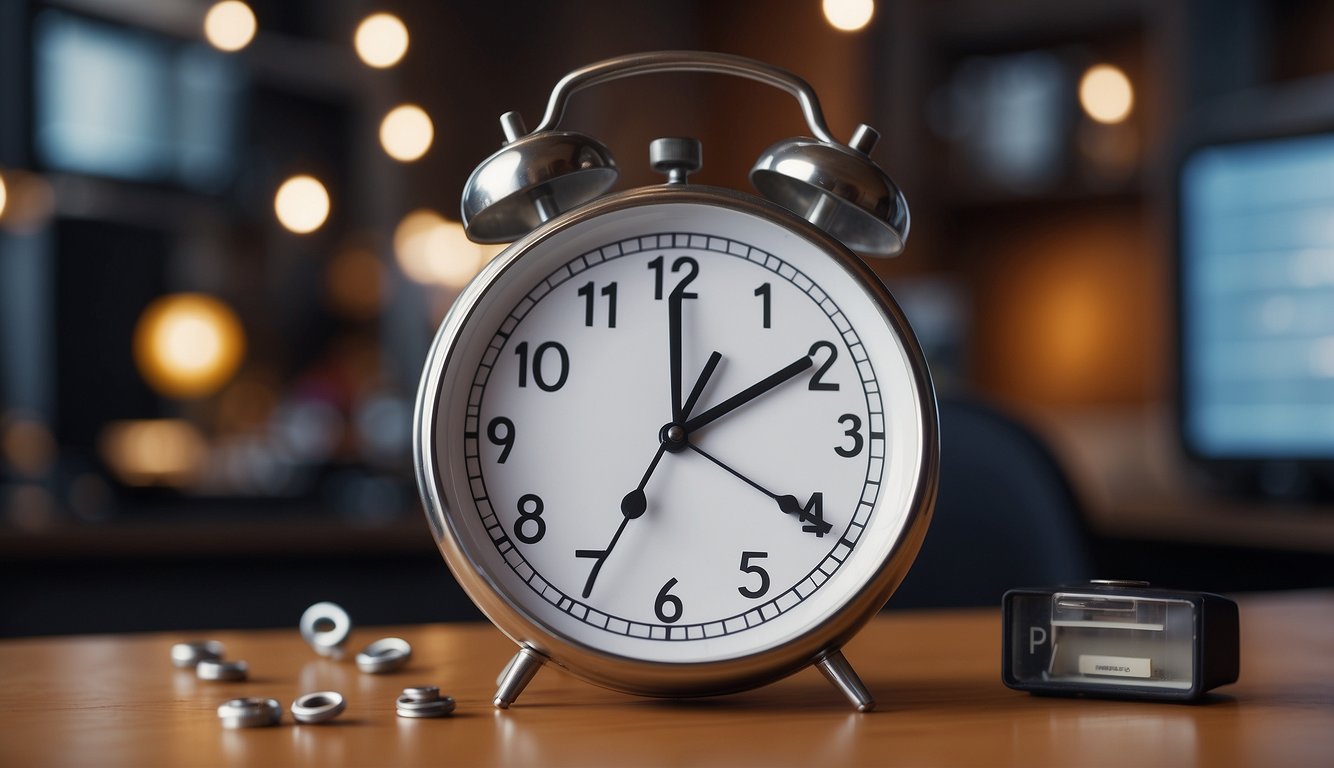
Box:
32;9;241;191
1178;129;1334;495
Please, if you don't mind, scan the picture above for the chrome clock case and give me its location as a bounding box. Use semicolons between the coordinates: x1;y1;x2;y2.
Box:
413;52;938;711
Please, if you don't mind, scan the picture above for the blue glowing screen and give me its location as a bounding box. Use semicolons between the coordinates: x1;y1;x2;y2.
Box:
1181;133;1334;458
34;11;240;190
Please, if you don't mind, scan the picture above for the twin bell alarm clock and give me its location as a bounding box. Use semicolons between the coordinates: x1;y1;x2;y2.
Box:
413;51;938;711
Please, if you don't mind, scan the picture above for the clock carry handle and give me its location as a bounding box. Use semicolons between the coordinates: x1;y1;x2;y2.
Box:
528;50;840;143
461;50;910;258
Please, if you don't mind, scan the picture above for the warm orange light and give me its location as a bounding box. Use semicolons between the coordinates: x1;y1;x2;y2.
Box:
216;372;280;433
0;415;57;478
274;175;330;234
355;13;409;68
99;420;207;487
823;0;874;31
1079;64;1134;124
393;210;484;288
203;1;257;52
326;247;385;319
380;105;433;162
134;294;246;399
0;169;54;233
972;210;1158;406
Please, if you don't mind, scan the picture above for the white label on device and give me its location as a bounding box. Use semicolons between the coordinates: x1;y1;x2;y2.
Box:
1079;654;1151;678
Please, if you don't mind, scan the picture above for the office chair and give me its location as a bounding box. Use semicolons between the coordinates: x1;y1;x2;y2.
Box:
889;396;1094;609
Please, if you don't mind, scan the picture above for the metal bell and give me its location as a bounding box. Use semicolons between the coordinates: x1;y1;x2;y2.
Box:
750;124;909;258
461;112;618;243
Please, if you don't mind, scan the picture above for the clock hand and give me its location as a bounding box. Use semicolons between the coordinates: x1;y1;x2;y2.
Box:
681;351;722;421
669;292;685;423
682;354;813;434
575;354;723;599
576;442;666;599
686;442;833;536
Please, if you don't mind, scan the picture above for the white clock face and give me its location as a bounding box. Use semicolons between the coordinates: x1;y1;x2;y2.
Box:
422;195;929;666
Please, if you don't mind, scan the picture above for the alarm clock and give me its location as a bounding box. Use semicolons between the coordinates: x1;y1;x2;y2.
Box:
413;51;938;711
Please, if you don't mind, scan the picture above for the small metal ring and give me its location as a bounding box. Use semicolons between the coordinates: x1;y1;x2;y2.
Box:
395;695;454;718
355;637;412;674
290;691;346;724
217;697;282;728
399;685;439;702
395;694;446;711
197;659;248;681
171;640;224;669
300;602;353;658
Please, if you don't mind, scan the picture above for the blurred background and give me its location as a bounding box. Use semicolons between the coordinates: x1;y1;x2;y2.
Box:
3;0;1334;636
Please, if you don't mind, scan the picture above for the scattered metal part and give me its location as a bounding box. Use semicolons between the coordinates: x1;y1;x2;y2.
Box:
197;658;249;681
171;640;224;669
355;637;412;674
399;685;439;702
290;691;346;724
217;697;282;729
395;686;455;718
300;602;353;659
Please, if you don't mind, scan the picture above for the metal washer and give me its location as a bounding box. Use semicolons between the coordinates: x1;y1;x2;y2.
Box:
290;691;346;724
399;685;439;702
217;698;282;729
197;659;248;681
395;696;455;719
356;637;412;674
395;686;455;718
300;602;352;659
171;640;224;669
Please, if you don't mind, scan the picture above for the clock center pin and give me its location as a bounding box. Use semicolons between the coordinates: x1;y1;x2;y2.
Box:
660;423;689;453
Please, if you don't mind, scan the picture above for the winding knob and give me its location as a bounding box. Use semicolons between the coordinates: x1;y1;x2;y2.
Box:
649;137;702;184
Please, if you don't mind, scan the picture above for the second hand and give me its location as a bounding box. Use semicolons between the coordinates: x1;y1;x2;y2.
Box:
575;351;724;599
575;441;666;599
687;442;833;536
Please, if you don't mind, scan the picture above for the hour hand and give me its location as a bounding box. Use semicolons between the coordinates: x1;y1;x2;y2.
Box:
682;354;813;433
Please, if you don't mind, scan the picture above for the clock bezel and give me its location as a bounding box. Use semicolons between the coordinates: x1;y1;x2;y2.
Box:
414;184;938;697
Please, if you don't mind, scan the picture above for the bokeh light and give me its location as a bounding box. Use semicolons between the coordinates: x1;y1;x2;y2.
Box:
355;13;409;69
393;210;491;289
216;372;280;434
0;169;54;233
133;293;246;399
823;0;875;32
99;420;207;487
203;1;257;52
5;485;59;532
274;174;330;234
1079;64;1134;124
380;105;434;162
0;414;57;478
326;246;386;319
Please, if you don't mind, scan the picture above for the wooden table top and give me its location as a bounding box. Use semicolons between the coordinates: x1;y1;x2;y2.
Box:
1;591;1331;767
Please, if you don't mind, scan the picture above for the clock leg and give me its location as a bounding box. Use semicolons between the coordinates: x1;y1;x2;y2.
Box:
816;649;875;712
493;647;546;709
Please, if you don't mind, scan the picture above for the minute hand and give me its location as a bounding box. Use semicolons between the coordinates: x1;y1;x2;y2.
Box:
682;355;813;433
